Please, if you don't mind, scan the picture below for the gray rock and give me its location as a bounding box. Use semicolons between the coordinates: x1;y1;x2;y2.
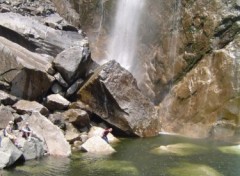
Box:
64;122;81;144
0;12;84;57
63;109;90;128
48;112;66;130
65;79;83;98
22;111;71;156
77;60;160;137
54;72;69;88
88;126;120;144
53;46;90;83
51;82;63;94
0;36;54;100
45;94;70;111
0;90;18;105
0;81;10;91
18;137;45;160
13;100;49;116
0;105;15;130
80;136;116;155
50;0;80;27
0;138;23;169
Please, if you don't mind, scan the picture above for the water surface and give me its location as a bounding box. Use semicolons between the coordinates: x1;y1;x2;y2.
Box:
2;134;240;176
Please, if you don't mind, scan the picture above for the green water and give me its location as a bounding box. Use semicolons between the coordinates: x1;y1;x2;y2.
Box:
2;134;240;176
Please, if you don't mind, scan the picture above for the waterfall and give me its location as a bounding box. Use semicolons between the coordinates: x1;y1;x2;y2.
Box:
107;0;145;71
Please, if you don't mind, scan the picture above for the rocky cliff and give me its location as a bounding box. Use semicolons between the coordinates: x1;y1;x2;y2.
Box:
69;0;240;139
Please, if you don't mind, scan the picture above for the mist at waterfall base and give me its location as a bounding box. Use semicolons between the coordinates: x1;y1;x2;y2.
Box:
106;0;145;72
4;134;240;176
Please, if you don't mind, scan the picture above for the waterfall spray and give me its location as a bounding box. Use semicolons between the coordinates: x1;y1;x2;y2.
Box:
107;0;145;71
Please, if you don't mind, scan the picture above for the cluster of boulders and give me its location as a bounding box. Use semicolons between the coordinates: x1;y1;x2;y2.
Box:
0;0;160;169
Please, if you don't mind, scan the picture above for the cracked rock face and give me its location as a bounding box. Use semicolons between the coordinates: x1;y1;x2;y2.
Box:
77;60;160;137
72;0;240;138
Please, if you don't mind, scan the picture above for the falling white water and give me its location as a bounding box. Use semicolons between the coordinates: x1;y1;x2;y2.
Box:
107;0;145;71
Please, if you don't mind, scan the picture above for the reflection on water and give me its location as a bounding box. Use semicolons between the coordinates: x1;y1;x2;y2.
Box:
3;134;240;176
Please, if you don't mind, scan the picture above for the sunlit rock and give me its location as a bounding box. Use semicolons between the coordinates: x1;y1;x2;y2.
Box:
53;46;93;84
64;122;81;144
88;126;120;144
80;136;116;155
0;37;54;100
0;12;84;56
22;112;71;157
63;109;90;129
77;60;160;137
0;105;15;129
160;37;240;138
17;137;45;161
0;138;23;169
45;94;70;111
168;163;223;176
54;73;69;88
151;143;207;156
13;100;49;116
0;90;18;105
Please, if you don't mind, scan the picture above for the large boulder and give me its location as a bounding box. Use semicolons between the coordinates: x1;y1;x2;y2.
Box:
13;100;49;116
0;105;15;130
77;60;160;137
45;94;70;111
64;122;81;144
0;12;84;57
0;36;54;100
22;112;71;157
63;109;90;128
53;46;93;83
80;136;116;155
17;137;45;161
0;137;23;169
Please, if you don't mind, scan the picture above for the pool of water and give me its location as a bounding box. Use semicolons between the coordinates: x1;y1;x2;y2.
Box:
2;134;240;176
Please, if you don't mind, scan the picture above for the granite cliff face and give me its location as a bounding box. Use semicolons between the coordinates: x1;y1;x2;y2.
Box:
69;0;240;139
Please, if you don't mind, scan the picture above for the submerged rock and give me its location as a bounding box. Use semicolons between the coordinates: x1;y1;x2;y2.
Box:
77;60;160;137
168;163;223;176
151;143;207;156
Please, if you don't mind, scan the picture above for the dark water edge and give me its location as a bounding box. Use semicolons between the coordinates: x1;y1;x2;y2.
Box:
2;134;240;176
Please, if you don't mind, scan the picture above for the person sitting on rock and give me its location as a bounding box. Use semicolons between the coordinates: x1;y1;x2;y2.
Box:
21;122;32;141
102;128;112;143
5;121;18;146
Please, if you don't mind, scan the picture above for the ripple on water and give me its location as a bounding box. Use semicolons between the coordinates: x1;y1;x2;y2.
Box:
10;156;71;176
